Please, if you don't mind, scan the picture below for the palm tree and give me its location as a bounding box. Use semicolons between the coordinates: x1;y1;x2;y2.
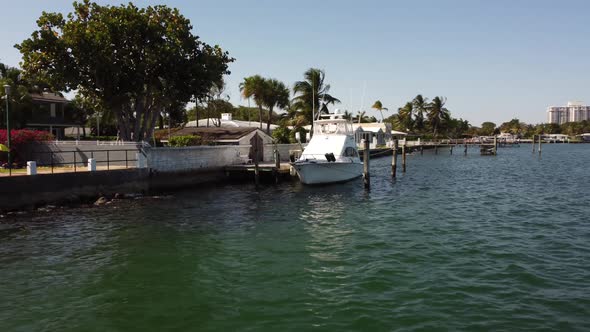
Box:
262;79;290;134
239;75;267;129
371;100;388;122
342;110;353;120
356;110;368;124
428;96;450;138
395;102;414;131
412;94;428;132
291;68;340;130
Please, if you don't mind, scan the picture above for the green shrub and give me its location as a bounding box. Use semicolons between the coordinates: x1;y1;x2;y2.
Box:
272;126;291;144
168;135;201;147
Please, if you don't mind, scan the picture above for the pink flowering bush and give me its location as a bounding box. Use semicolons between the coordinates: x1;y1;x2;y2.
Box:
0;129;53;166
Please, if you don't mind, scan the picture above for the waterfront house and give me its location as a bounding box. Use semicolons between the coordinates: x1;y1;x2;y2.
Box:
543;134;569;143
23;92;81;139
352;122;392;147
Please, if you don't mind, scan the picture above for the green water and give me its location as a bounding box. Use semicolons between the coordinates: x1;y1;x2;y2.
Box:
1;144;589;331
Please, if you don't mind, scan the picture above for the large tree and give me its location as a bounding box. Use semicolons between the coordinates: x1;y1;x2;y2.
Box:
412;94;429;131
262;79;289;134
371;100;388;122
428;96;450;138
291;68;340;130
395;102;414;131
16;1;233;141
239;75;268;129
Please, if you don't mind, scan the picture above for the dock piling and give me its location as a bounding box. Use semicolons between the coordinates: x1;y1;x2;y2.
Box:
402;143;407;173
363;138;370;189
464;144;468;155
254;133;260;187
532;135;536;153
391;139;398;178
493;137;497;155
274;148;280;183
538;135;542;155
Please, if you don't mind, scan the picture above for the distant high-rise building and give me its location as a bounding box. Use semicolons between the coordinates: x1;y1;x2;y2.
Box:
547;101;590;124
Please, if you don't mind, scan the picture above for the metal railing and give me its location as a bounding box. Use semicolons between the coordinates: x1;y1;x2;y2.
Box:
26;148;141;174
51;140;151;147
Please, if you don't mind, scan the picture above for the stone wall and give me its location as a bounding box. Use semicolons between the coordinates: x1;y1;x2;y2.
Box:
146;145;251;172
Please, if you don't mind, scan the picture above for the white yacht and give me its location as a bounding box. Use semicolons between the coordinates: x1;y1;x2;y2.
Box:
292;112;363;184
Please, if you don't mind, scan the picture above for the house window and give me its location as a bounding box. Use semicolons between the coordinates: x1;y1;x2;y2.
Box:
50;104;56;117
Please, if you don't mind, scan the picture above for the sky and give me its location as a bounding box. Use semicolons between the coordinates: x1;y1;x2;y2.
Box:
1;0;589;126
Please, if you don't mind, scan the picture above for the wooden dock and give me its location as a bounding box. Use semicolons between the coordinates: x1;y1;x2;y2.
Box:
225;162;294;183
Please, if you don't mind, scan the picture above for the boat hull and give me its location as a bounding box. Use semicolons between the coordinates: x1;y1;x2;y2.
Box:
292;161;363;184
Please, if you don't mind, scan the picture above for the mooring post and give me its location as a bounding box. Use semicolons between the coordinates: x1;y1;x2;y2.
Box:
532;135;536;153
420;146;424;155
254;133;260;187
450;146;453;155
391;139;398;178
435;145;438;155
538;135;542;155
402;143;407;173
274;148;280;183
464;143;468;155
363;137;370;189
493;136;498;155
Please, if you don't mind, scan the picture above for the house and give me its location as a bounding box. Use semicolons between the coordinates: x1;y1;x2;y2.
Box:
543;134;569;143
167;127;273;162
23;92;81;139
185;113;279;132
352;122;392;147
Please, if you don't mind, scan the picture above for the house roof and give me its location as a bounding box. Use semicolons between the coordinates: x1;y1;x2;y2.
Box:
30;92;68;103
171;127;267;141
185;118;279;130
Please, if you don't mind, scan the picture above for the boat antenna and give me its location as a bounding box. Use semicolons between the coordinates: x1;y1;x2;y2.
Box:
360;80;367;118
312;77;315;124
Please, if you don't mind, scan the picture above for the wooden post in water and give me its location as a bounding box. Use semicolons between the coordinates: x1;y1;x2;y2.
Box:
532;135;536;153
274;148;280;183
435;145;438;155
538;135;542;154
450;146;453;155
363;137;370;189
254;133;260;187
402;143;407;173
391;139;398;178
464;144;468;155
493;136;497;155
420;146;424;155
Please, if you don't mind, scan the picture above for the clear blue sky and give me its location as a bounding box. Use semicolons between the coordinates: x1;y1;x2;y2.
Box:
1;0;589;126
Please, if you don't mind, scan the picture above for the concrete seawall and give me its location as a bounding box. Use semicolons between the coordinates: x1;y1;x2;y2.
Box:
0;169;150;211
1;144;301;211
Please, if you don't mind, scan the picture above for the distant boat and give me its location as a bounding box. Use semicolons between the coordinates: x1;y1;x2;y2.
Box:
292;112;362;184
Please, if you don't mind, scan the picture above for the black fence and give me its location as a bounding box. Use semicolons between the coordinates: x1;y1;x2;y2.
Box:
28;149;142;173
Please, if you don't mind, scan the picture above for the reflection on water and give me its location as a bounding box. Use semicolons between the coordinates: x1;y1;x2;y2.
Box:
1;144;590;331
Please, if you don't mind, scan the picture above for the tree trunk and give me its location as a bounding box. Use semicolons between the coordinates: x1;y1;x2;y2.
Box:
267;106;273;134
258;105;263;129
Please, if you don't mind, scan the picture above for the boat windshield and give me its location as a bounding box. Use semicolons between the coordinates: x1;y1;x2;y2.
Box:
314;121;352;135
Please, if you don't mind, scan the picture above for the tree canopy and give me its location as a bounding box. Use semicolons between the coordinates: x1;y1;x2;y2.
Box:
291;68;340;126
16;0;233;141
